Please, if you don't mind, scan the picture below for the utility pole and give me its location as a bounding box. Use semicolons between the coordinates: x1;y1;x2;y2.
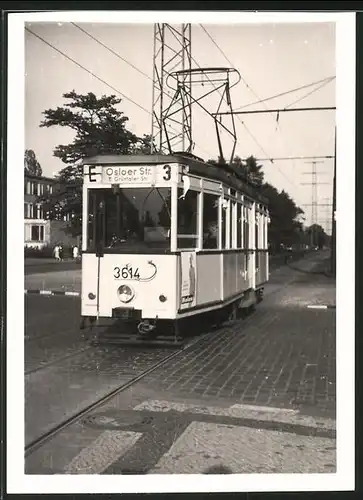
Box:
331;126;337;276
301;161;329;247
151;24;192;154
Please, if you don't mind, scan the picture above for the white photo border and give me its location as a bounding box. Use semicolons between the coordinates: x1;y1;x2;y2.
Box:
7;9;356;494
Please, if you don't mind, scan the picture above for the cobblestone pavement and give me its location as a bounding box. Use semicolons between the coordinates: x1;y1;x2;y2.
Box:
25;253;337;476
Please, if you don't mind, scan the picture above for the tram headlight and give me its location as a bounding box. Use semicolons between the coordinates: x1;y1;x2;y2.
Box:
117;284;135;303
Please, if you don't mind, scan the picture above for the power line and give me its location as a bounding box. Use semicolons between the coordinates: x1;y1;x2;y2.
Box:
199;24;303;194
71;22;153;82
235;76;336;111
25;27;151;115
199;23;272;116
215;106;336;116
256;155;334;161
26;26;214;159
70;23;215;158
198;25;277;160
285;78;335;109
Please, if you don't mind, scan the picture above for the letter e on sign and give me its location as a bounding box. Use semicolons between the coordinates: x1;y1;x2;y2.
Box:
89;165;96;182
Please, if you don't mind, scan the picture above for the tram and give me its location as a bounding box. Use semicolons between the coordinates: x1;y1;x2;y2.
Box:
80;153;269;340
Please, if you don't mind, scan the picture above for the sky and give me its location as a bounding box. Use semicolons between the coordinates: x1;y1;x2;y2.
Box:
25;21;336;232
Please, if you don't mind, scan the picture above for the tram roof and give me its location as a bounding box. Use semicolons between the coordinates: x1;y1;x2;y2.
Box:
83;153;269;206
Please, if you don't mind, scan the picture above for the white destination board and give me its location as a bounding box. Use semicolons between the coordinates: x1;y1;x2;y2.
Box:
102;166;154;184
84;163;177;185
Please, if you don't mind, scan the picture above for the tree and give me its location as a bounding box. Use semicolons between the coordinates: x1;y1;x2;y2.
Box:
261;183;304;252
207;154;264;186
24;149;42;176
233;155;264;187
39;91;146;235
306;224;328;248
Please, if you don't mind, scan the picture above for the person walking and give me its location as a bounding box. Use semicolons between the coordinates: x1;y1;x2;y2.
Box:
72;245;79;260
54;244;60;261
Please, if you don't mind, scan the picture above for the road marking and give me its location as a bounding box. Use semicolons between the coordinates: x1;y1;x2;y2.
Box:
24;289;80;297
63;430;142;474
133;399;335;430
148;421;336;474
307;305;336;309
230;403;296;413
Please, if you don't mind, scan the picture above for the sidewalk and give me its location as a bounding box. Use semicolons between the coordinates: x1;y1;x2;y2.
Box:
25;269;82;294
25;253;336;475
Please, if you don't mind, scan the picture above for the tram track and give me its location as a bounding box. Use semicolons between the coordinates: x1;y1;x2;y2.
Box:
25;253;325;457
24;328;215;458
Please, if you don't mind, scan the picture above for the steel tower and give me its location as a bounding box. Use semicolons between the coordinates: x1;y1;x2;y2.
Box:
151;24;192;154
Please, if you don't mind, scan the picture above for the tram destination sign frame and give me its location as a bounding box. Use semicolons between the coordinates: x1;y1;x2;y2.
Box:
83;163;177;185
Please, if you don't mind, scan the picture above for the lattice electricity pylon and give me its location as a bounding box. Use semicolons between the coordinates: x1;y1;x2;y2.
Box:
151;24;192;154
163;67;241;163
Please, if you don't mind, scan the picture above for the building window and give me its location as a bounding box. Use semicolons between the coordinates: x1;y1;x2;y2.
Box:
24;203;28;218
28;204;34;219
31;225;44;242
177;188;198;249
202;192;219;249
35;204;43;219
38;183;44;196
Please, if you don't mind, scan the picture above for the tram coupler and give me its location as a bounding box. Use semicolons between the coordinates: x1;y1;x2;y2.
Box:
137;317;158;337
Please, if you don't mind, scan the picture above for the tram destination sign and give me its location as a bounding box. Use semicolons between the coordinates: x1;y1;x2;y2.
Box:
100;164;174;184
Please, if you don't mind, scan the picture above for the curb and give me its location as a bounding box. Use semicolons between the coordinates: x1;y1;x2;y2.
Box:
24;289;80;297
306;304;336;310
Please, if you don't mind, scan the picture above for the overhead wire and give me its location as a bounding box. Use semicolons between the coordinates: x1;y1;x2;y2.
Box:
284;77;335;109
25;26;214;159
198;24;302;194
198;24;334;213
70;23;214;158
235;76;336;110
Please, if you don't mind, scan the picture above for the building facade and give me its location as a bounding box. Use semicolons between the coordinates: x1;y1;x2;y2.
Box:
24;173;79;249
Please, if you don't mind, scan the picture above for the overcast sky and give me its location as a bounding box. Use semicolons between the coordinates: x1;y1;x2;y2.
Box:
25;21;336;232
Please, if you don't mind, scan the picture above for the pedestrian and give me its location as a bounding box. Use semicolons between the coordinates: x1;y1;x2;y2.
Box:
73;245;79;260
53;244;60;261
59;245;64;261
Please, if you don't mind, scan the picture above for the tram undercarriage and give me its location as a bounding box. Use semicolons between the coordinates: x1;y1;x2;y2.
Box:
80;285;264;347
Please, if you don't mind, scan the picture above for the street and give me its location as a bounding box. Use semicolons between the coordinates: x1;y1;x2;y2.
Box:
24;251;336;474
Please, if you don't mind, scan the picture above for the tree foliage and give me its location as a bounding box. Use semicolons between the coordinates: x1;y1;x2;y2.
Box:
24;149;42;176
208;154;305;251
39;91;150;235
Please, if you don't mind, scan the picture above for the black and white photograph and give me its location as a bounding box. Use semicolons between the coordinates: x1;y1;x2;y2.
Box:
6;9;355;494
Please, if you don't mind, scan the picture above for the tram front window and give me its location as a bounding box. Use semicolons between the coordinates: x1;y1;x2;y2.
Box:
87;187;171;252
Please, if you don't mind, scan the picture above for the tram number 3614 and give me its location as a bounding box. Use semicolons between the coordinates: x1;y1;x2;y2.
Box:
114;266;140;279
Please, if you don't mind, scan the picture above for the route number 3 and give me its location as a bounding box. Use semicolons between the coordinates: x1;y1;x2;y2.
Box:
114;266;140;279
163;164;171;181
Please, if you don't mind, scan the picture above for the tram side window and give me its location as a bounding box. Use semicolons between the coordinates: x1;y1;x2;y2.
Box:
243;206;250;249
221;200;227;249
255;213;260;268
177;188;198;249
231;201;237;248
237;203;242;248
202;192;219;249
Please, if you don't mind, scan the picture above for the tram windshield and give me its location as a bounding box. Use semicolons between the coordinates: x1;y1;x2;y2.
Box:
87;187;171;252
